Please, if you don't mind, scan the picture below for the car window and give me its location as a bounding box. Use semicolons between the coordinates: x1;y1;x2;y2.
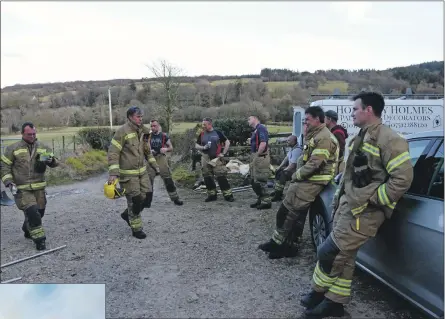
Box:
427;141;444;200
407;138;434;196
408;139;432;166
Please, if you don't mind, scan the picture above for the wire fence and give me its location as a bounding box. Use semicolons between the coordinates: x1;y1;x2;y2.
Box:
0;136;79;158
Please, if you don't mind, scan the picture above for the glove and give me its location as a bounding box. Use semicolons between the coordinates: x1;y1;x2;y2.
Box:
352;151;372;188
275;167;283;177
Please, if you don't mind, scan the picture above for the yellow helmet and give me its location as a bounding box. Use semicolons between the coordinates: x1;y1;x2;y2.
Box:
104;178;126;199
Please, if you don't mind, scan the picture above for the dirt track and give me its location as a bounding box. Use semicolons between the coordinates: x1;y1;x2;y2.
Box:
1;174;427;318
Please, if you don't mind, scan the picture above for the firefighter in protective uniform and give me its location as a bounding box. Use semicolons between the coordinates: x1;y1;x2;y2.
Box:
195;118;234;202
301;92;414;318
1;122;59;250
146;120;183;206
270;135;301;202
258;107;339;259
107;106;159;239
248;115;272;210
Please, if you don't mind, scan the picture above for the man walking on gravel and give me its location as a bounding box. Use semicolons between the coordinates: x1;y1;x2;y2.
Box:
1;122;59;250
301;92;413;318
146;120;183;206
195;118;234;202
258;107;339;259
248;115;272;210
270;135;301;202
107;106;159;239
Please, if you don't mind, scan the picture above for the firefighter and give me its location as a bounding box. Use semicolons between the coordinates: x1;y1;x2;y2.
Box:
325;110;349;175
107;106;159;239
0;122;59;250
195;118;234;202
146;120;183;206
270;135;301;202
301;92;414;318
191;124;204;190
248;115;272;210
258;107;339;259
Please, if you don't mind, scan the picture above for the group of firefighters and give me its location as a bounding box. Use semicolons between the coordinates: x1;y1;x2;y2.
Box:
0;91;414;318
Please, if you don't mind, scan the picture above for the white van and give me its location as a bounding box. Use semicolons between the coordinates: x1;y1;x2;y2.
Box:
292;95;444;140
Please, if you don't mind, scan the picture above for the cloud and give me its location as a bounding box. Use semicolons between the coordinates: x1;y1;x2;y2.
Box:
0;1;443;87
330;2;375;24
0;284;105;319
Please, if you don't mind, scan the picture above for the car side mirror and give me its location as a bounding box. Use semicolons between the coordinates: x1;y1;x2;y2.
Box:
334;173;343;185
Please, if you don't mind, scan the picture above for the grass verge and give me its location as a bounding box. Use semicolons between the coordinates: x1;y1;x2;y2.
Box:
45;149;108;186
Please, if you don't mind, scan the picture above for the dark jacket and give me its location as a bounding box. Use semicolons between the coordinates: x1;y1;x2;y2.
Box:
330;125;349;159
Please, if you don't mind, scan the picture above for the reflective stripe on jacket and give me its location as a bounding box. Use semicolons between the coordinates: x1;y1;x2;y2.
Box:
294;124;339;185
1;139;58;189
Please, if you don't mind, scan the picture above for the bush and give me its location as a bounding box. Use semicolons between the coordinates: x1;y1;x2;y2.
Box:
77;127;115;150
213;118;252;146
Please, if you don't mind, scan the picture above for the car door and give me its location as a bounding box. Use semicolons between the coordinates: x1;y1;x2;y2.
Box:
356;137;444;318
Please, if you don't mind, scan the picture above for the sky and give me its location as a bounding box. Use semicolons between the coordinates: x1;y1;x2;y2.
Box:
0;284;105;319
1;1;443;88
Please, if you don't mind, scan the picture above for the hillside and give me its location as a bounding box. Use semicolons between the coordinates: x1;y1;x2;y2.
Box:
1;61;443;133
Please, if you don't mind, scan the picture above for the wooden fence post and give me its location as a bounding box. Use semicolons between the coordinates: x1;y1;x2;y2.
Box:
73;136;76;152
62;136;65;153
52;139;55;154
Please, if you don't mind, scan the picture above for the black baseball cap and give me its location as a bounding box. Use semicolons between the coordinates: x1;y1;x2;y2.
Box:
325;110;338;121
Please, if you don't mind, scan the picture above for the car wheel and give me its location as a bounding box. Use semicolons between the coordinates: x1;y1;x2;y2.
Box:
309;207;330;251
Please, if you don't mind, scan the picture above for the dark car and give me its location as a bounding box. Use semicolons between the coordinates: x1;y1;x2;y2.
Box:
308;130;444;319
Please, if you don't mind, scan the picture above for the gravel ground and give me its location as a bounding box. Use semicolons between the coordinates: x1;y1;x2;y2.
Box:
1;174;428;318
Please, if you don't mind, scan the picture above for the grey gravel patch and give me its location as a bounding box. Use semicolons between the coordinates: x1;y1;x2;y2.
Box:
1;174;427;318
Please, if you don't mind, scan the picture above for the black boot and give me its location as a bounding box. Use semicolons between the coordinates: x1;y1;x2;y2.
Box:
271;191;283;202
121;209;130;226
132;230;147;239
35;239;46;251
205;194;217;202
250;198;261;208
22;222;31;239
258;239;279;252
268;242;298;259
144;192;153;208
174;199;184;206
300;290;325;309
224;195;235;202
257;202;272;210
305;298;344;318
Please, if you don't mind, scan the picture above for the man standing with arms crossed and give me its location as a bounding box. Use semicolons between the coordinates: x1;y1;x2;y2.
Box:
248;115;272;210
325;110;349;175
301;92;413;318
146;120;183;206
195;118;234;202
258;107;339;259
1;122;59;250
108;106;159;239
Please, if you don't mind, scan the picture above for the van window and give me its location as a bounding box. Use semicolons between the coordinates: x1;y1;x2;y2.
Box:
407;138;433;196
408;139;432;166
427;141;444;200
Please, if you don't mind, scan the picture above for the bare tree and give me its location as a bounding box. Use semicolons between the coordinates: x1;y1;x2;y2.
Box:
145;59;183;134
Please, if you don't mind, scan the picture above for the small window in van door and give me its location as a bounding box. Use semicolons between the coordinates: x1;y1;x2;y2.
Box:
408;139;432;166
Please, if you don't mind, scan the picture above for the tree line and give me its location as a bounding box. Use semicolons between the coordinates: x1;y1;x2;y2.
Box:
1;60;443;133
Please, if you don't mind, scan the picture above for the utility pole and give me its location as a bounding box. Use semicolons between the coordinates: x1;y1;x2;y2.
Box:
108;88;113;129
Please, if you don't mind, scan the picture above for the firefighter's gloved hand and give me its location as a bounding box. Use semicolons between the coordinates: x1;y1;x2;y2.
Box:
352;151;372;188
275;167;283;178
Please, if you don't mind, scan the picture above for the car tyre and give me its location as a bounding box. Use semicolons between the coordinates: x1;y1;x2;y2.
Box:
309;205;330;251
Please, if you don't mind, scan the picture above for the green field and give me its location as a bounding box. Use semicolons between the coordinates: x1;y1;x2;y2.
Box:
0;123;293;153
